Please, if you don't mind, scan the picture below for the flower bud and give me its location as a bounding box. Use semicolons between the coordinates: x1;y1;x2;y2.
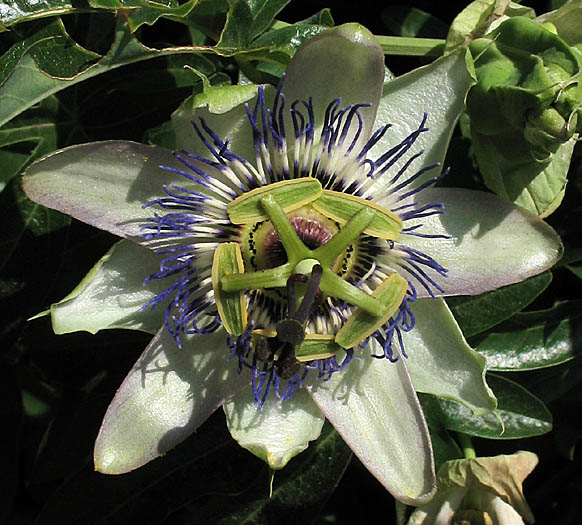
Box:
464;15;581;216
467;16;582;152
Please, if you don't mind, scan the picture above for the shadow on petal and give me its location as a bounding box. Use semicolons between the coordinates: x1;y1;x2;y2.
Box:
94;327;250;474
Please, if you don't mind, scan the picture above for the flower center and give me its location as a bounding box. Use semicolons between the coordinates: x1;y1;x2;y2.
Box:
265;216;332;265
242;206;352;277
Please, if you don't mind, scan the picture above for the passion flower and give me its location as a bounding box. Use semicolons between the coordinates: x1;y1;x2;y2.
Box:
22;24;562;504
141;81;447;407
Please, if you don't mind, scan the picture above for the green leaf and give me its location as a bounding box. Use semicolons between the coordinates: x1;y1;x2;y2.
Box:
0;14;268;129
106;53;220;93
537;0;582;46
298;8;333;26
0;18;140;127
516;356;582;403
1;19;100;77
419;374;552;439
445;0;535;53
38;417;351;525
448;272;553;337
217;0;291;49
475;300;582;371
205;422;352;524
0;0;77;27
244;22;330;68
566;262;582;280
445;0;497;52
1;0;205;32
35;412;240;524
422;409;463;471
144;120;177;149
472;130;575;217
0;96;60;192
112;0;198;33
464;16;582;217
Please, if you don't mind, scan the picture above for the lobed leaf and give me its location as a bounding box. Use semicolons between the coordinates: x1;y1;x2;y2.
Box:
218;0;291;49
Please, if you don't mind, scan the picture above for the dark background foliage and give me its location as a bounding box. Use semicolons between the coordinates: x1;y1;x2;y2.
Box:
1;0;582;523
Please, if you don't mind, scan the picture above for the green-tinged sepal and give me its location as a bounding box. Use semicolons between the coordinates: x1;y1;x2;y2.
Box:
335;274;408;349
212;242;247;336
227;178;322;224
312;190;402;240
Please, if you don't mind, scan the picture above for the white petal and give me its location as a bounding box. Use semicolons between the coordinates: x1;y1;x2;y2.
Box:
308;344;436;504
94;327;249;474
22;141;186;240
371;49;473;185
403;298;496;415
172;84;263;163
404;188;563;296
50;240;166;335
484;493;526;525
223;386;324;469
407;487;466;525
282;23;385;151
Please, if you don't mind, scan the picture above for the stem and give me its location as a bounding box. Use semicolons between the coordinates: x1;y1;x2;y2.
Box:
375;36;446;57
457;432;477;459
